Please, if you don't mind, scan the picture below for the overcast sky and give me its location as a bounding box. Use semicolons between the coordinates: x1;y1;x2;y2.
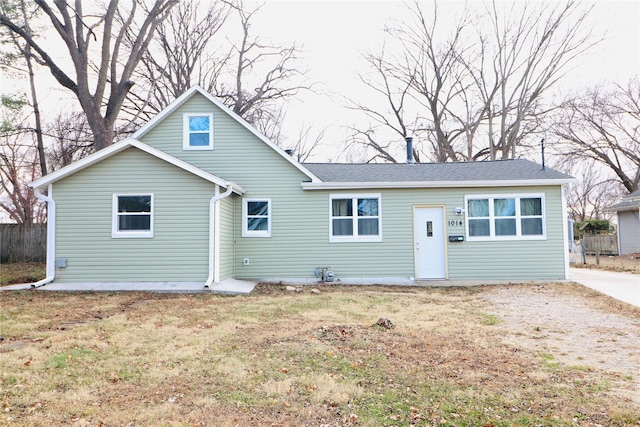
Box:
1;1;638;162
248;0;640;160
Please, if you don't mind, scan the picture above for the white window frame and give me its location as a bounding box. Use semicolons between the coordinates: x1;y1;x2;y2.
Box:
242;198;272;237
329;193;382;242
112;193;154;238
183;113;214;150
465;193;546;241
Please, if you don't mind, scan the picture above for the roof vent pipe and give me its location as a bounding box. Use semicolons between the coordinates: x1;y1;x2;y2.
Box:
405;137;414;165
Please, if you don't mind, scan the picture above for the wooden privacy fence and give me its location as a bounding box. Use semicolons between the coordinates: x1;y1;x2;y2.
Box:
582;234;618;256
0;223;47;263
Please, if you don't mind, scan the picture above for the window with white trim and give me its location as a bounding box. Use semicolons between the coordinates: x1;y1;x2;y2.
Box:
466;194;545;240
183;113;213;150
330;194;382;242
112;194;154;238
242;199;271;237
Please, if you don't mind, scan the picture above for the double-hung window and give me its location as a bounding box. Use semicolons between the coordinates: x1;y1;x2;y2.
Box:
466;194;545;240
330;194;382;242
242;199;271;237
112;194;154;238
183;113;213;150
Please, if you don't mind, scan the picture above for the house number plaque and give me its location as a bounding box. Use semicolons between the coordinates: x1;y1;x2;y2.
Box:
447;220;464;227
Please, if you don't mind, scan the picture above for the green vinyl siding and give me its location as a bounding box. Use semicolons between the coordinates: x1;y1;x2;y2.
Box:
138;93;311;187
218;195;236;281
448;187;564;280
232;186;566;281
50;89;568;283
53;148;216;282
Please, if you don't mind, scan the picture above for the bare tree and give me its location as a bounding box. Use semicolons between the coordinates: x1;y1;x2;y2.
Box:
132;0;309;144
220;0;309;140
0;0;178;151
45;112;93;171
345;48;415;163
553;159;622;221
125;1;230;122
347;0;599;163
0;0;50;176
287;122;327;163
347;2;474;163
480;0;597;160
0;103;45;223
553;79;640;193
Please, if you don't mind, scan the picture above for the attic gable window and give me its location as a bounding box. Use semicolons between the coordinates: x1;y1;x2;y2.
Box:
183;113;214;150
112;194;154;238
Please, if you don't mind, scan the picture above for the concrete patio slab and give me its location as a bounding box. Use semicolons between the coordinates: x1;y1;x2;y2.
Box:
1;278;257;295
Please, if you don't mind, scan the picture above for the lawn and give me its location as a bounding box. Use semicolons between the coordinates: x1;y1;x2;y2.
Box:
1;283;639;426
0;262;45;286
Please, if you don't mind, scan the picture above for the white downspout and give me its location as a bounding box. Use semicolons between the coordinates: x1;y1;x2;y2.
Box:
32;185;56;288
204;183;234;288
561;183;571;280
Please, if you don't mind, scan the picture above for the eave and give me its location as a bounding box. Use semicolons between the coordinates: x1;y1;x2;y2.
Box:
301;178;578;190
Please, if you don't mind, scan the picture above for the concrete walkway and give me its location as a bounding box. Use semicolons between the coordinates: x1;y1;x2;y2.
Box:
569;268;640;307
0;278;256;295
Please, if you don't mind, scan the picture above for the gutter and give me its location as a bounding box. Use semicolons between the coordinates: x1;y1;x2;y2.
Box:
31;185;56;288
301;178;579;190
204;183;234;289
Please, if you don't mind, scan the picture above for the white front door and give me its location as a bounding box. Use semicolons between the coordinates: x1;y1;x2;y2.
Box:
415;207;446;279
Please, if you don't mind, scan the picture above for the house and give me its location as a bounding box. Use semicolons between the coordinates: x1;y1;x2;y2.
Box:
30;86;577;289
605;189;640;255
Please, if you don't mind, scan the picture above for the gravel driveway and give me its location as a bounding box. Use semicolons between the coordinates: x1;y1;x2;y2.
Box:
483;283;640;406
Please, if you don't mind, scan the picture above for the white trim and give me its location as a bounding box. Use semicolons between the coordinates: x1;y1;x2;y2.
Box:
464;193;546;241
30;185;56;288
302;179;577;190
30;138;245;194
561;184;571;279
413;205;447;280
242;198;272;237
616;212;624;253
329;193;382;243
131;86;321;183
112;193;154;238
606;204;640;213
214;186;221;281
183;113;214;150
205;183;235;288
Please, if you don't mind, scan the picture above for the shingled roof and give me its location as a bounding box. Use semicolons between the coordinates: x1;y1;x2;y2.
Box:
605;188;640;212
302;159;574;189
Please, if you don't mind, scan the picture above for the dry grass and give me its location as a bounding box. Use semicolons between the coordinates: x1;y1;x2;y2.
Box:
1;284;639;426
0;263;45;286
575;253;640;274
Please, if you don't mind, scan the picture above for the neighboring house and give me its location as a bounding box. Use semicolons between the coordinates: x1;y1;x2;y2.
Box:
605;189;640;255
30;86;577;289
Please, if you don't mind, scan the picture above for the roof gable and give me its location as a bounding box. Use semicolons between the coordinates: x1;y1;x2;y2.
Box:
30;138;245;194
132;86;320;182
